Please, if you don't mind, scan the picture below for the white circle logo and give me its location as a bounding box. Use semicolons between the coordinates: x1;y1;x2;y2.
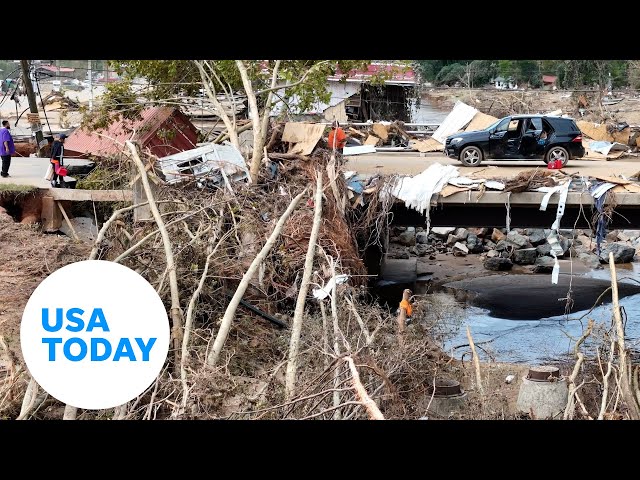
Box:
20;260;170;410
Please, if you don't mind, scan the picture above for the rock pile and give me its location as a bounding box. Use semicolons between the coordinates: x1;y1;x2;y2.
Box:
387;226;640;271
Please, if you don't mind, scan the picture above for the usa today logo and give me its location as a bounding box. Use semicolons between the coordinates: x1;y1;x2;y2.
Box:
20;260;170;410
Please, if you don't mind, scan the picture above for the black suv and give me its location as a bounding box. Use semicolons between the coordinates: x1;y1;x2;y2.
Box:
445;115;585;167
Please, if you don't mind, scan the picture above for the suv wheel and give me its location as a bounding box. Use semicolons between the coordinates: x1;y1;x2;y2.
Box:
545;146;569;167
459;146;483;166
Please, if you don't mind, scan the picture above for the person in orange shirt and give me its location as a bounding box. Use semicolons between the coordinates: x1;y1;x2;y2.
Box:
328;120;347;151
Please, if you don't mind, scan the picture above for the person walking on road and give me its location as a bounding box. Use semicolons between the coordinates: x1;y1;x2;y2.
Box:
0;120;16;178
50;133;68;187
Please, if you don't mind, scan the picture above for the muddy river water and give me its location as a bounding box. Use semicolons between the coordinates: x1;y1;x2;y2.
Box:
442;266;640;364
377;264;640;364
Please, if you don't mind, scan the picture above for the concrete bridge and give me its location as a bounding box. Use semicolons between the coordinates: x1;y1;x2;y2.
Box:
390;190;640;229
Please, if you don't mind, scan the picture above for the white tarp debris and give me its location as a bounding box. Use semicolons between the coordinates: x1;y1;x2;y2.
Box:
485;180;505;190
343;145;377;155
537;181;570;284
447;177;505;190
448;176;484;187
431;101;478;144
388;163;459;235
391;163;459;215
591;182;616;199
589;141;628;156
158;142;249;189
312;274;350;300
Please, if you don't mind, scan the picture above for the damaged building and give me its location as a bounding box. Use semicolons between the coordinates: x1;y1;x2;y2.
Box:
273;63;420;123
64;106;199;159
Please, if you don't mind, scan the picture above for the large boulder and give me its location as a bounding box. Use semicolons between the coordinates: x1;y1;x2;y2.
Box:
468;227;488;237
453;242;468;256
526;228;546;246
605;230;619;242
466;233;484;254
431;227;456;239
579;252;601;269
491;228;506;242
495;240;508;251
506;231;530;249
536;244;552;256
513;248;537;265
415;244;432;257
454;227;469;241
416;231;429;244
618;230;640;242
484;257;513;271
397;230;416;246
575;234;594;251
599;242;635;264
533;256;556;273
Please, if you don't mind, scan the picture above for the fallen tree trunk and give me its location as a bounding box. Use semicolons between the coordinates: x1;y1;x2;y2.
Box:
206;188;308;366
345;356;384;420
127;141;184;368
609;252;640;419
285;171;323;400
466;326;484;397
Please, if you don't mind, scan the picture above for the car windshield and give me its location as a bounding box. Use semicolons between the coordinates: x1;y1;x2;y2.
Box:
484;119;502;131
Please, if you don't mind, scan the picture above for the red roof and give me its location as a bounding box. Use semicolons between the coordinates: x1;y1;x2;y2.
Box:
65;107;199;159
542;75;557;84
328;63;416;84
38;65;75;73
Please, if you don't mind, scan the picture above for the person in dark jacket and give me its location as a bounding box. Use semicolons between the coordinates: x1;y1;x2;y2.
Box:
50;133;67;187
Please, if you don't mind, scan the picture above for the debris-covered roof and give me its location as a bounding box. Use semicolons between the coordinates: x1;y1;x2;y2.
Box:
64;107;199;158
328;63;417;86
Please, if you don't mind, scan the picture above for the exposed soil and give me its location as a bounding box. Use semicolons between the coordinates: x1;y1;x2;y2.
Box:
423;87;640;124
0;206;89;365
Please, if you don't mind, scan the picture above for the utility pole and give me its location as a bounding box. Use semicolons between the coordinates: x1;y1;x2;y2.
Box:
88;59;93;111
20;60;44;156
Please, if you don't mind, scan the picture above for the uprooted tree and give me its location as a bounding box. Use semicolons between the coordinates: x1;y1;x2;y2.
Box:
83;60;372;181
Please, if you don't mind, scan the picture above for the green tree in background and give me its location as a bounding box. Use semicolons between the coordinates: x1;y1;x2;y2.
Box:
89;59;370;181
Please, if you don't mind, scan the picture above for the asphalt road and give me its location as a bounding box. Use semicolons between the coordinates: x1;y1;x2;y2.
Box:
0;157;91;189
345;152;640;179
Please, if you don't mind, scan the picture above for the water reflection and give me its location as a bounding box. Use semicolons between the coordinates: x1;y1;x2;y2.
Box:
442;293;640;364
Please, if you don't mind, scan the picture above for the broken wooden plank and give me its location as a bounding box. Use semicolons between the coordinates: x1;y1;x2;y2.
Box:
57;203;80;241
364;135;381;146
577;121;614;142
591;175;631;185
440;185;470;197
372;123;389;142
465;111;498;132
348;127;366;138
612;127;631;146
323;101;347;124
41;195;62;232
282;122;325;155
47;189;134;202
409;138;443;152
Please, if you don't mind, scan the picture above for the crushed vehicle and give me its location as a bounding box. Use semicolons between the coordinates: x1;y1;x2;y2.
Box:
445;115;585;167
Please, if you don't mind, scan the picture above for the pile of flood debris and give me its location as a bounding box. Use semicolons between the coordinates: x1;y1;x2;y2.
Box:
385;163;640;273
